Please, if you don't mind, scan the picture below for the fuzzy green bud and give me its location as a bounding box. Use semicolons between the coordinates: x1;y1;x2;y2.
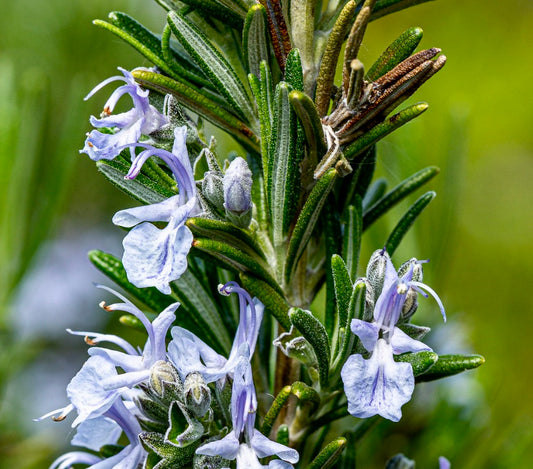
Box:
184;372;211;418
150;360;183;401
202;171;225;209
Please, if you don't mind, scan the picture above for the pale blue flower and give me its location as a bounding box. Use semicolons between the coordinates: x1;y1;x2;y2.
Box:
170;282;297;467
168;281;263;384
341;250;445;421
37;287;178;426
112;126;200;294
80;67;167;161
69;285;179;389
196;355;298;469
439;456;451;469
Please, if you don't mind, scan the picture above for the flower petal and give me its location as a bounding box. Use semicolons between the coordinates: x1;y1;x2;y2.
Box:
168;327;228;383
121;209;194;295
390;327;432;354
350;319;379;353
112;195;181;228
67;356;120;426
71;416;122;451
341;339;414;422
196;431;240;460
50;452;102;469
250;429;299;463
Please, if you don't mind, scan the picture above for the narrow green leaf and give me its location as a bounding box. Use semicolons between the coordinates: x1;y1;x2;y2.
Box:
239;273;290;329
362;177;388;211
285;49;304;92
168;11;255;123
249;61;274;175
96;158;176;205
416;354;485;382
395;350;438;376
323;204;343;338
99;12;217;91
132;69;260;154
397;323;431;341
160;24;215;89
178;0;245;29
352;146;376;199
285;169;338;282
94;13;173;76
366;26;424;81
186;217;266;261
277;424;290;445
385;190;436;255
289;90;327;173
343;102;429;160
289;307;330;388
269;82;301;248
291;381;321;413
307;437;347;469
363;166;439;230
192;238;278;292
243;4;270;77
342;200;362;282
261;385;292;436
331;255;353;335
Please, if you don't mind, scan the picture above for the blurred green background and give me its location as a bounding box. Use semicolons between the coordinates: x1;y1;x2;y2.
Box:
0;0;531;467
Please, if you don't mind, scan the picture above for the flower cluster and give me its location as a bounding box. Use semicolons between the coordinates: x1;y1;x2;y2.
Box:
39;283;298;469
80;68;254;295
36;286;179;468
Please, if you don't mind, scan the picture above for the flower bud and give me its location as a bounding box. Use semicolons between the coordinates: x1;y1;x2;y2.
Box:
150;360;182;400
223;157;253;227
273;326;320;383
398;258;424;282
184;372;211;418
366;249;389;300
202;171;225;209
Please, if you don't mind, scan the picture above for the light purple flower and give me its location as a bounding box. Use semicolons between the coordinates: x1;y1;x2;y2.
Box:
112;126;200;294
80;67;167;161
69;286;179;390
196;355;298;469
168;281;264;384
341;250;445;421
37;287;178;426
439;456;451;469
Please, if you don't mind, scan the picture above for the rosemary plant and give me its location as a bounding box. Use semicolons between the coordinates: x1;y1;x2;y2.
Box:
38;1;484;467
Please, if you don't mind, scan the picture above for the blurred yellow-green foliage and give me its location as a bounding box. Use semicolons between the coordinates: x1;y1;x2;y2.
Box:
0;0;531;468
